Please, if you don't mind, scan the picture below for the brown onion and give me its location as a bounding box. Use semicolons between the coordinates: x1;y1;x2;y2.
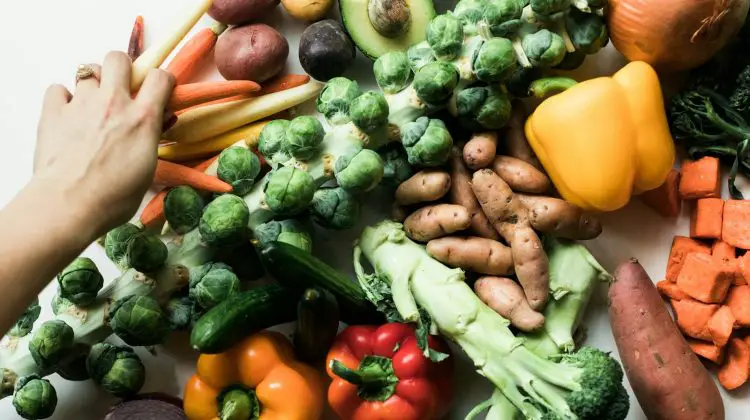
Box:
608;0;750;73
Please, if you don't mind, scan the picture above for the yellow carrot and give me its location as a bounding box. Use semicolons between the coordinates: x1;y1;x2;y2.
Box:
131;0;214;90
158;120;272;161
164;81;323;143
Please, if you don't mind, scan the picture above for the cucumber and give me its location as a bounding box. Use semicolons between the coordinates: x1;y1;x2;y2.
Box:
294;288;340;363
190;283;299;354
259;241;383;325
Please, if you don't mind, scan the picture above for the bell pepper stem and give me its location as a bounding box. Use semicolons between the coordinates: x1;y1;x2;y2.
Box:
529;77;578;99
330;356;399;402
219;387;260;420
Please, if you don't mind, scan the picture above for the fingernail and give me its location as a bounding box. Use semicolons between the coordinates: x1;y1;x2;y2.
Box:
162;111;177;132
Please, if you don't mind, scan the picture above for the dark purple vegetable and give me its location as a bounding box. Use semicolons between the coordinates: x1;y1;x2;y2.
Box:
216;24;290;83
299;20;356;81
105;393;186;420
208;0;280;25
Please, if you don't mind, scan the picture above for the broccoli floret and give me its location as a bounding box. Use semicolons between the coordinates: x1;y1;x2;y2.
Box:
729;65;750;117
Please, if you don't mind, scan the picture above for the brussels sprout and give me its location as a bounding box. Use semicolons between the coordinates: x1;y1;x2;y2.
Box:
374;52;412;94
104;223;142;268
400;116;453;166
189;262;241;310
505;65;542;97
530;0;570;18
472;38;517;83
427;14;464;61
335;149;385;193
413;62;459;104
310;187;361;230
565;8;608;54
163;186;204;235
9;298;41;338
522;29;566;68
126;232;168;273
215;242;265;282
407;42;435;72
454;0;488;34
28;320;74;370
55;343;91;382
378;144;413;187
217;147;262;196
258;120;291;162
57;257;103;307
51;295;74;317
165;295;197;330
555;50;587;70
109;295;171;346
199;194;250;247
254;219;314;252
455;86;512;130
86;343;145;398
12;375;57;420
283;116;325;161
483;0;525;37
316;77;362;125
263;167;316;216
349;92;389;134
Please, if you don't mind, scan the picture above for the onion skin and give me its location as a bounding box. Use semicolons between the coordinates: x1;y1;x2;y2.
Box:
608;0;750;73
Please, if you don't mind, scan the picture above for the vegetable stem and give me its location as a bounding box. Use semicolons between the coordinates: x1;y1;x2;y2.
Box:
529;77;578;98
330;356;398;401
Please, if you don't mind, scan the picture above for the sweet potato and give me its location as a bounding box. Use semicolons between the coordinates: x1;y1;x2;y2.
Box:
656;279;690;301
517;194;602;240
718;338;750;390
722;200;750;250
471;169;548;310
208;0;279;25
676;253;733;304
671;298;719;341
448;149;498;240
690;198;724;239
502;99;543;170
474;276;544;332
427;236;514;275
463;132;498;169
738;253;750;286
708;306;735;347
713;241;737;261
726;285;750;326
688;339;724;364
491;155;551;194
403;204;471;242
665;236;711;282
679;156;721;200
215;24;289;83
395;169;452;206
609;260;725;420
639;168;682;218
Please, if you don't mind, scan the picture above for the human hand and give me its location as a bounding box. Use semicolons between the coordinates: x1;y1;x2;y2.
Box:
34;51;174;237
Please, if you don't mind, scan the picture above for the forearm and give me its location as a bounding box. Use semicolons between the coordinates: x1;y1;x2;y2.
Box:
0;175;99;335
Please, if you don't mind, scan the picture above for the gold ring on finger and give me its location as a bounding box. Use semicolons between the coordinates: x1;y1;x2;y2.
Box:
75;64;97;83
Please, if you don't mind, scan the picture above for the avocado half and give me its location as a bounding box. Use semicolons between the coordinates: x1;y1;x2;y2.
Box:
340;0;436;60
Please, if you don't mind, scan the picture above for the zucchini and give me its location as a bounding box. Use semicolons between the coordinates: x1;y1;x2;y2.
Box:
259;241;383;325
294;288;340;363
190;283;299;354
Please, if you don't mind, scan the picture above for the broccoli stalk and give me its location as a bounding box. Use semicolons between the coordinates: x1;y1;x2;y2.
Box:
356;221;628;420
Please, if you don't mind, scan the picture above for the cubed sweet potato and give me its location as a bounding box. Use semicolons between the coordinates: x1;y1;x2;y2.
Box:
690;198;724;239
676;253;733;303
713;241;737;260
671;298;719;341
688;339;724;364
639;168;682;217
718;338;750;390
679;157;721;199
738;253;750;286
722;200;750;250
727;285;750;326
666;236;711;282
708;306;735;347
657;279;690;301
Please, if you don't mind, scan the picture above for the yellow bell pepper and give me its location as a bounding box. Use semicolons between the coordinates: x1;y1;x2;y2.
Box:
524;61;675;212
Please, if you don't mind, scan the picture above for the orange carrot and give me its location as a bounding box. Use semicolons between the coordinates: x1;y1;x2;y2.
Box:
727;285;750;326
718;338;750;390
708;306;735;347
166;22;228;85
676;253;733;304
170;81;261;111
154;159;231;193
671;298;719;341
140;190;168;230
192;155;220;172
722;200;750;250
666;236;711;282
639;168;682;217
128;16;145;61
690;198;724;239
656;279;690;301
259;74;311;95
713;241;737;261
688;339;724;364
679;156;721;200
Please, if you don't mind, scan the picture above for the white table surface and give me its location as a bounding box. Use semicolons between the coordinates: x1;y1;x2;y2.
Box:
1;1;748;419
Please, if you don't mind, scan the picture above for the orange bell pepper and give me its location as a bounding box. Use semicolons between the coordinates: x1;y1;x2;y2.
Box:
183;330;325;420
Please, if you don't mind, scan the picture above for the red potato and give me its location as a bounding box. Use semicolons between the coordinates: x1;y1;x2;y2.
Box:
609;259;725;420
215;24;289;83
208;0;280;25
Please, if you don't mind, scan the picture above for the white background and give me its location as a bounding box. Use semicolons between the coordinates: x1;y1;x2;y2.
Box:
0;0;747;419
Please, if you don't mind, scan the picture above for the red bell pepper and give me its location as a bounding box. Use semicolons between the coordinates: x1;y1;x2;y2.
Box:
325;323;454;420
